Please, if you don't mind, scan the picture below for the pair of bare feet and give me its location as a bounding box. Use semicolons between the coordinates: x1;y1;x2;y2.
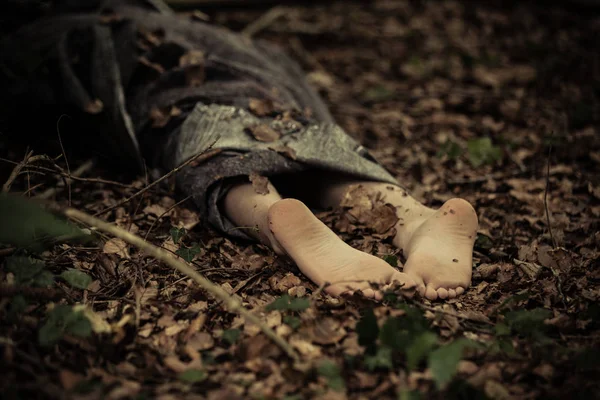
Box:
222;178;478;301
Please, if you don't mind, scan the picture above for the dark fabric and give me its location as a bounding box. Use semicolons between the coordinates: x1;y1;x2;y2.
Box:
0;0;400;238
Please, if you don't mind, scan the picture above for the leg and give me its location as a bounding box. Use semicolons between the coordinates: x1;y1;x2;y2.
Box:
222;179;416;299
222;180;285;254
317;177;478;301
267;199;416;299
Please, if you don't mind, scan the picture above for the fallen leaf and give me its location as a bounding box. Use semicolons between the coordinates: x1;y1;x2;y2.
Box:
249;172;270;195
248;124;281;142
179;50;205;86
248;98;276;116
269;144;297;160
103;238;130;259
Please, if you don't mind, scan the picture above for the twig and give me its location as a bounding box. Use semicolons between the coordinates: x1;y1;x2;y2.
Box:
544;142;557;248
38;159;95;200
1;152;50;192
60;206;299;361
94;147;221;217
0;157;132;188
143;195;193;240
242;6;287;37
56;115;72;205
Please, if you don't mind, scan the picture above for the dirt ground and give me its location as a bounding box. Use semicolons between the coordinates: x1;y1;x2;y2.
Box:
0;1;599;399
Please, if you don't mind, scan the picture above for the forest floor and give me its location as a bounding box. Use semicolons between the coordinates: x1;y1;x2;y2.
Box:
0;1;599;399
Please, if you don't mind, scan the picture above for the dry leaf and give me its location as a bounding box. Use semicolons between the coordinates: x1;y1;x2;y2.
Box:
248;98;275;116
179;50;205;87
248;124;281;142
249;172;270;195
103;238;130;259
269;144;297;160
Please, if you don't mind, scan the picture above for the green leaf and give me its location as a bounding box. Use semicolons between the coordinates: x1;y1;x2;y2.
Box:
0;194;88;251
494;322;510;337
362;85;395;103
364;346;393;371
398;389;422;400
6;256;54;287
317;360;345;391
504;308;551;338
170;227;186;244
406;332;438;371
60;269;92;290
467;137;502;167
395;304;430;333
222;328;241;345
356;308;379;348
38;305;92;347
178;369;207;383
475;233;493;250
265;295;310;312
382;255;399;268
283;315;301;330
436;140;462;160
9;295;28;317
428;339;474;389
175;243;202;262
379;317;411;351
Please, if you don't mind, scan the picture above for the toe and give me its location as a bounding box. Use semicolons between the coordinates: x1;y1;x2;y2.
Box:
455;287;465;296
425;285;438;300
361;288;378;299
448;289;457;298
437;288;449;299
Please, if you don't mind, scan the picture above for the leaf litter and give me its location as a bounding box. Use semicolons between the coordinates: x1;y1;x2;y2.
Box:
0;0;599;399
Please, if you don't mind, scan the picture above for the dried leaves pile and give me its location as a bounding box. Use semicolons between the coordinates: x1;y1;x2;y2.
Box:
1;1;599;399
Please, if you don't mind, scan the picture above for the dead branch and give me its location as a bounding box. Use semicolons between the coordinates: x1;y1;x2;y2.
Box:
94;146;222;217
60;206;299;361
38;159;95;200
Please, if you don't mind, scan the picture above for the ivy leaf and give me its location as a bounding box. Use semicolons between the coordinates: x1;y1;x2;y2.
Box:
398;389;423;400
0;194;88;251
395;304;430;334
379;317;411;351
222;329;241;345
406;332;438;371
467;137;502;167
504;308;551;339
6;256;54;287
317;360;345;392
382;255;398;268
428;339;475;389
8;295;28;317
364;346;393;371
436;140;462;160
178;369;207;383
494;322;511;337
38;305;92;346
175;243;202;262
265;295;310;312
356;308;379;348
283;315;301;330
362;85;395;103
170;227;186;244
60;269;92;290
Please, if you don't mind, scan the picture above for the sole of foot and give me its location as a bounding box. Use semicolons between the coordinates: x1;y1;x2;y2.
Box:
268;198;416;300
400;198;478;301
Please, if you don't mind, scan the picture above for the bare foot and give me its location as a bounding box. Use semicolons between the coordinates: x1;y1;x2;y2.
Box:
268;199;416;300
396;198;478;301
